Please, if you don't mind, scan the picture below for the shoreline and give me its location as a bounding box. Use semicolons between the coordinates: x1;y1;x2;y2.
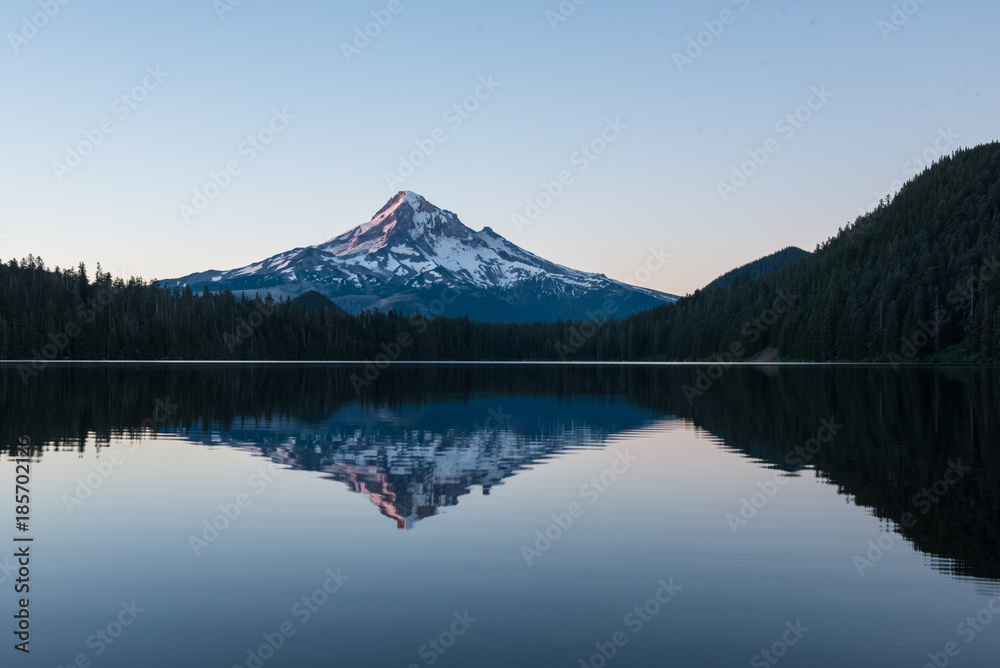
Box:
1;360;997;368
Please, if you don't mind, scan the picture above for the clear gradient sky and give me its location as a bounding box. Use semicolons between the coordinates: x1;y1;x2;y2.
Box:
1;0;996;296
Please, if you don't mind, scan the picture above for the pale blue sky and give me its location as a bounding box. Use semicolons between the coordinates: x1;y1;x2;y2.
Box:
0;0;996;295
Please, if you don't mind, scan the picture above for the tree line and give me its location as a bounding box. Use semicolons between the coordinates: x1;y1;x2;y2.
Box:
2;142;999;367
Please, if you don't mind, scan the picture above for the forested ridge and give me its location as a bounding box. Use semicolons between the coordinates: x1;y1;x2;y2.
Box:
703;246;811;292
2;142;999;365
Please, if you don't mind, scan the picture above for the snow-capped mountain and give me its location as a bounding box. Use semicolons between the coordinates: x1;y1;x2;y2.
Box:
166;191;679;322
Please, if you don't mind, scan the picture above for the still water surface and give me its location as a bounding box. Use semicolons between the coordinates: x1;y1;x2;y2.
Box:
1;364;998;667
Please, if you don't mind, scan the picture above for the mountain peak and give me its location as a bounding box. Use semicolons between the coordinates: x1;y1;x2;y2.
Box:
367;190;423;226
316;191;441;255
382;189;424;211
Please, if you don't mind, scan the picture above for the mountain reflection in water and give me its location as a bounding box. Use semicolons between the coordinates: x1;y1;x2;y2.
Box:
2;363;997;583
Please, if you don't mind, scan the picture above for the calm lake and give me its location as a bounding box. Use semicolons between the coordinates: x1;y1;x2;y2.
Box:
1;364;998;667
